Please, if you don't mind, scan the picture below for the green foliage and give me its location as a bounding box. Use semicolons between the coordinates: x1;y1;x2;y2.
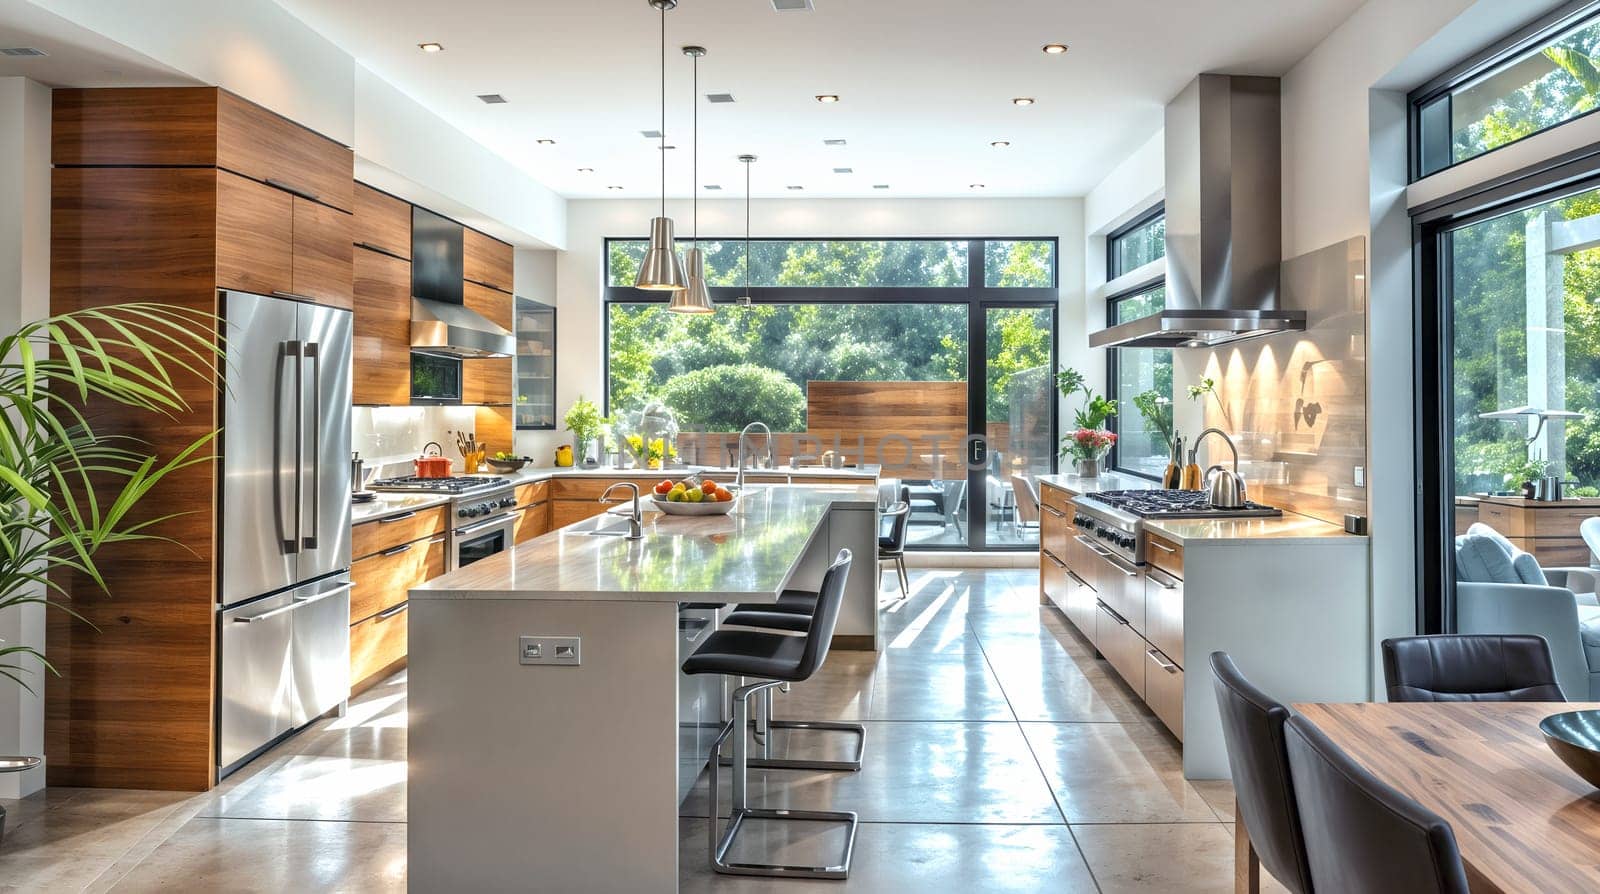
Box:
0;304;220;692
1056;366;1116;430
563;396;605;444
1131;390;1174;450
660;364;805;433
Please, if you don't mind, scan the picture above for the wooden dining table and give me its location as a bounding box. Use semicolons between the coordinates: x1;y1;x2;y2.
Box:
1287;701;1600;893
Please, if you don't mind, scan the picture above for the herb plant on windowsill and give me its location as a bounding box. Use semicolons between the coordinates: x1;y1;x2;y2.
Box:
0;304;218;845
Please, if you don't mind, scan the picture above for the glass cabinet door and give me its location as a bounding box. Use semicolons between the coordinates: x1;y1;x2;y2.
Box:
515;297;555;429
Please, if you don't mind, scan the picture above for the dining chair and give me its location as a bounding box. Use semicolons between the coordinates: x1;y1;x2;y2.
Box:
1283;713;1471;893
1209;652;1313;894
1009;474;1040;536
879;486;912;597
1382;634;1566;702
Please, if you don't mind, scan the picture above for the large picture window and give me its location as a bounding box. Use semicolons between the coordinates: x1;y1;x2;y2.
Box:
1107;284;1172;478
1108;205;1165;278
604;237;1058;550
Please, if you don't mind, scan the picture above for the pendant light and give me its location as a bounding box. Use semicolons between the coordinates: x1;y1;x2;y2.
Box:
737;154;756;306
670;45;714;313
635;0;687;291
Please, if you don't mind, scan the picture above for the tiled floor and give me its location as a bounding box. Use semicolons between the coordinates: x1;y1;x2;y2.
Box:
0;569;1269;892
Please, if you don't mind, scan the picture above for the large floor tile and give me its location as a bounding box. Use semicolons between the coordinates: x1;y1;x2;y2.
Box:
106;817;405;893
868;652;1014;721
0;791;188;891
198;752;406;823
683;721;1062;824
1071;822;1235;893
1023;721;1218;823
983;646;1150;723
770;651;877;722
679;820;1097;892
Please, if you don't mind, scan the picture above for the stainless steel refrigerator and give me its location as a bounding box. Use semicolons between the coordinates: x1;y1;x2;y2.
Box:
218;290;353;773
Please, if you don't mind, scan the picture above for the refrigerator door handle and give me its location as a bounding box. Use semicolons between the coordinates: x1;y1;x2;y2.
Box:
302;341;321;551
274;341;301;554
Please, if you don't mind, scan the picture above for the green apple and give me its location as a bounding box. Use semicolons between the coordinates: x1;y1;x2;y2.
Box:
686;487;705;503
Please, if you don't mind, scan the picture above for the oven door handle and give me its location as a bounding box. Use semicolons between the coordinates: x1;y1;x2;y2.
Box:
1073;534;1111;557
457;513;517;537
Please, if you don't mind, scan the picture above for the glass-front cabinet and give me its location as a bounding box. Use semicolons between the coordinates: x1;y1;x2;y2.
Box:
516;297;555;430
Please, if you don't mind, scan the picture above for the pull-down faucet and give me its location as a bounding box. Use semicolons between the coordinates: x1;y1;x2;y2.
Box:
599;482;644;540
736;421;773;489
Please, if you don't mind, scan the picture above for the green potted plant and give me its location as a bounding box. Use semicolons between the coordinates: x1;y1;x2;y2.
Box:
563;396;606;467
1132;389;1175;451
1056;367;1117;476
0;304;218;847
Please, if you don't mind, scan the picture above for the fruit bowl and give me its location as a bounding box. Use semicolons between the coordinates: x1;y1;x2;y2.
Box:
651;492;738;516
486;457;528;472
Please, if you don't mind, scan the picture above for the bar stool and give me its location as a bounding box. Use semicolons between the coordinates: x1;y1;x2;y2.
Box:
684;549;859;879
879;487;912;597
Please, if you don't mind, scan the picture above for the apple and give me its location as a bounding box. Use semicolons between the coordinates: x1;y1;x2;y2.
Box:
653;479;673;496
686;487;705;503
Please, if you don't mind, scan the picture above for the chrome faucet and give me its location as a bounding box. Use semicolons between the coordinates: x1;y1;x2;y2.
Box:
736;421;773;489
1190;427;1239;474
599;482;644;540
1191;427;1246;508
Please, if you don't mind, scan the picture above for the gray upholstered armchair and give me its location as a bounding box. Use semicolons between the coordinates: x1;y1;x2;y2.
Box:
1454;523;1600;699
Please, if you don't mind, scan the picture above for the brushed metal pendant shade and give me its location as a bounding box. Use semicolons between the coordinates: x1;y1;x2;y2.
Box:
670;44;713;312
635;0;686;291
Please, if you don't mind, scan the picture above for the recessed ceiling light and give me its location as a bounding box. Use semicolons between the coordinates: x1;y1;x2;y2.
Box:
772;0;814;10
990;140;1011;148
418;42;444;53
706;93;736;104
0;46;46;57
873;184;890;190
815;94;840;104
704;184;722;190
787;185;804;190
969;183;986;190
823;139;847;146
833;167;853;174
1012;97;1035;106
607;185;624;191
577;167;594;173
1042;44;1068;55
477;94;507;104
536;138;556;145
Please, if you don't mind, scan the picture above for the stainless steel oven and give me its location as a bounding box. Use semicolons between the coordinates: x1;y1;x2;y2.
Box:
452;512;517;570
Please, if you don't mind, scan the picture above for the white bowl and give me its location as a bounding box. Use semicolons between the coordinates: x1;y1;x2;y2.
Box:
650;492;738;515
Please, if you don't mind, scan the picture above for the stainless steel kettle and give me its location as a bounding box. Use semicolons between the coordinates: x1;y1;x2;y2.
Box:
1203;464;1247;509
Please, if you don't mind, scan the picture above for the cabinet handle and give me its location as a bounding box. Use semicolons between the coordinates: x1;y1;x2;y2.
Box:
266;177;321;203
379;543;413;557
1043;505;1064;518
1147;648;1180;673
1045;553;1065;569
271;290;320;304
1149;540;1177;554
1066;569;1090;588
1096;600;1129;626
1146;567;1179;589
379;511;417;524
377;602;408;620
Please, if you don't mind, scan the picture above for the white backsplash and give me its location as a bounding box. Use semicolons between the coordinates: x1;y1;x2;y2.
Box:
354;406;482;479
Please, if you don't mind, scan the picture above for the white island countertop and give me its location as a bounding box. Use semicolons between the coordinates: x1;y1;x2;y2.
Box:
411;483;878;603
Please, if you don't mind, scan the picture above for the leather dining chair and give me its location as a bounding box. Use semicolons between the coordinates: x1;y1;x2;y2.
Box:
1284;713;1471;894
1209;652;1314;894
1381;634;1566;702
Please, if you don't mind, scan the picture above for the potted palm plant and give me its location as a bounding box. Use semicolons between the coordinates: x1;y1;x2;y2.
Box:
0;303;218;846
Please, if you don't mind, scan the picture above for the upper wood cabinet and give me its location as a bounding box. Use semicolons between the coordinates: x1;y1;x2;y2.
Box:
463;359;513;406
216;170;293;297
354;183;411;259
463;227;513;292
54;87;353;212
353;248;413;406
464;280;513;329
292;197;353;308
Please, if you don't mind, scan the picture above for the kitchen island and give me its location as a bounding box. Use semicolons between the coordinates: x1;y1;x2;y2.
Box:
406;483;879;893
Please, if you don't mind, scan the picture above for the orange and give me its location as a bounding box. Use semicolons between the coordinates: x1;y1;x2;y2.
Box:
700;477;718;492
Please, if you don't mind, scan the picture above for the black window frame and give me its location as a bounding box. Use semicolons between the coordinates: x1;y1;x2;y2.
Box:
1104;278;1169;480
601;235;1061;552
1407;0;1600;183
1106;203;1165;280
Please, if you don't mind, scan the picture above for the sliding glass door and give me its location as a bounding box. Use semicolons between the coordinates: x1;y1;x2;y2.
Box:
963;304;1057;549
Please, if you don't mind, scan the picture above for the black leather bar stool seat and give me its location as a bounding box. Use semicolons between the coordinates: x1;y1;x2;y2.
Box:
720;609;809;633
685;549;860;880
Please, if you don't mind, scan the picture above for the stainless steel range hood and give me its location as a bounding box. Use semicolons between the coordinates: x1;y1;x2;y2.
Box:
410;297;515;358
1090;74;1304;350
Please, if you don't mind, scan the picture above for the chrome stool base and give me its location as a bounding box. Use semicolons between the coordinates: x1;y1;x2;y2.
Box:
719;718;866;772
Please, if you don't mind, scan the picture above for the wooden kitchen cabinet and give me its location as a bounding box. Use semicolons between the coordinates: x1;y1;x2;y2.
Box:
350;603;408;694
353;247;413;405
291;196;352;308
353;182;411;259
463;227;514;292
463;358;513;405
465;279;513;329
1096;601;1145;699
350;533;445;623
1144;647;1184;739
1063;566;1098;646
1145;563;1185;668
352;505;449;559
515;501;551;543
1145;531;1184;579
216;170;293;296
1040;551;1066;610
549;499;610;529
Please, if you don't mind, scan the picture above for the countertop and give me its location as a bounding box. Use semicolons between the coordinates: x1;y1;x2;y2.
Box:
411;483;879;603
1035;472;1359;544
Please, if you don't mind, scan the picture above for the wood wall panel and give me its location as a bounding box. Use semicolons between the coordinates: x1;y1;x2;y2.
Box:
353;248;413;406
52;87;219;167
291;197;353;308
48;166;221;791
215;170;292;297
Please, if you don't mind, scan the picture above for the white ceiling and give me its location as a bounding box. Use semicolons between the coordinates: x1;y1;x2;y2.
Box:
278;0;1362;200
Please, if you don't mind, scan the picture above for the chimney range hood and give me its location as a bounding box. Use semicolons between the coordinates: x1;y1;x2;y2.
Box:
411;297;515;358
1089;74;1304;350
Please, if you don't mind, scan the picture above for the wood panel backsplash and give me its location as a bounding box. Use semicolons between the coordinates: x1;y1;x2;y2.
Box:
1189;237;1368;526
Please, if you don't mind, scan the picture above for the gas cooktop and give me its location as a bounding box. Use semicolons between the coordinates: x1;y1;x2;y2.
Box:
1085;489;1282;519
368;475;510;495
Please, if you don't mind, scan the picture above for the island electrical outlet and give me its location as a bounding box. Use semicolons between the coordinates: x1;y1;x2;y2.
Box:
519;635;581;666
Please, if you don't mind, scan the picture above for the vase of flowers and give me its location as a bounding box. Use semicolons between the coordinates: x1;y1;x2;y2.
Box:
1065;428;1117;477
1056;366;1118;475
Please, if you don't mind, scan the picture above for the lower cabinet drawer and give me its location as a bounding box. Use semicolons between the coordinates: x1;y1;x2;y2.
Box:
549;499;610;529
514;501;550;544
1063;568;1098;645
1096;602;1145;699
350;602;408;687
1040;552;1066;610
1144;647;1184;740
349;533;445;623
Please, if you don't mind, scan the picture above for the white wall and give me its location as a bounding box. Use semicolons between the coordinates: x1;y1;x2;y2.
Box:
537;197;1083;460
0;76;51;798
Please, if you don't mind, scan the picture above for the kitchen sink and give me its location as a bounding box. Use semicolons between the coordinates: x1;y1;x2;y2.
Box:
564;513;636;537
